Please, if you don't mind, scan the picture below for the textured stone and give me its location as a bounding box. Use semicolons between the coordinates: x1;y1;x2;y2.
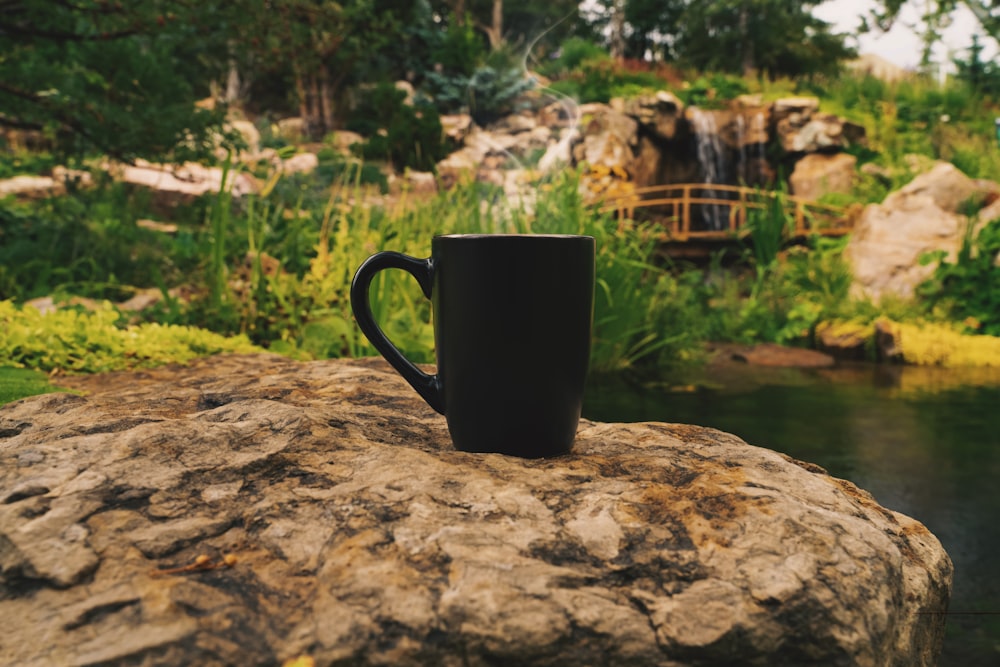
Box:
722;342;836;367
790;152;857;201
845;162;999;299
0;355;952;666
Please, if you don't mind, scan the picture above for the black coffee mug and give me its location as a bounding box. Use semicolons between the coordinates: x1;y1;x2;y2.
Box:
351;234;595;458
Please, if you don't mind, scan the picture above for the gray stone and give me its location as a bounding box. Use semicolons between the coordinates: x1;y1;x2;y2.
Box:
0;355;952;666
790;152;857;201
845;162;999;300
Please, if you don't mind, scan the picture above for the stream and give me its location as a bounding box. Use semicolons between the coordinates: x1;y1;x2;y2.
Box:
583;361;1000;666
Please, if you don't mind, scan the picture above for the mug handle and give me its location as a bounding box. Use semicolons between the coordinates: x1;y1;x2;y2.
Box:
350;251;445;414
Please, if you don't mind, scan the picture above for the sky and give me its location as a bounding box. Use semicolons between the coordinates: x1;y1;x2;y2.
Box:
814;0;997;71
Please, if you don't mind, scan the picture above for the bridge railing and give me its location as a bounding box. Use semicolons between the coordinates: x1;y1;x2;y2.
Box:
597;183;852;240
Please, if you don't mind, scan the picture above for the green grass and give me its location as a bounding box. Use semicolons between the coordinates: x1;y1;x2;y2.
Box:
0;366;70;405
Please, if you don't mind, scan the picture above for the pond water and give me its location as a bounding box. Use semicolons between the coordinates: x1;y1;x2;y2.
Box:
583;362;1000;667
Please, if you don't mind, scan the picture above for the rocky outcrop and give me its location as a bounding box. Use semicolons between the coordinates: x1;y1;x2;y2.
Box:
790;152;858;200
772;97;866;153
0;167;92;199
845;162;1000;299
0;354;951;666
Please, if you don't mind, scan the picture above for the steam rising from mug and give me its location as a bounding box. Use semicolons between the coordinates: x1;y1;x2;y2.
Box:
351;234;595;458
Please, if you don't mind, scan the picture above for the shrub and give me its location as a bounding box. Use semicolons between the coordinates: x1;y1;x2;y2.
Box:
0;300;260;373
347;83;447;172
918;218;1000;336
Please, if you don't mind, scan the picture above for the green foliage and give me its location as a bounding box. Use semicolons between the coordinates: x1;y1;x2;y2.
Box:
425;64;536;126
678;74;750;109
0;366;69;406
673;0;853;77
0;300;260;373
0;1;232;161
546;53;665;103
347;83;447;171
918;218;1000;336
0;151;59;179
540;38;610;77
0;181;201;302
430;17;487;77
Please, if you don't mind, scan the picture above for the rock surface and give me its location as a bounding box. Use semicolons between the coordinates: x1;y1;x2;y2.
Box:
0;355;952;666
790;152;857;201
845;162;999;299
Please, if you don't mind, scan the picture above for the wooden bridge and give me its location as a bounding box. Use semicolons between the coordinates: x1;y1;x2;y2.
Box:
597;183;855;245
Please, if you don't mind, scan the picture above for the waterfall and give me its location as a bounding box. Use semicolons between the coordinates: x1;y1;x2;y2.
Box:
736;113;748;184
751;111;767;183
689;108;729;231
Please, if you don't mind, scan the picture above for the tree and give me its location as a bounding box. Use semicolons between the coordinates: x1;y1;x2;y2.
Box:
673;0;854;77
232;0;429;139
429;0;580;53
622;0;685;61
866;1;1000;60
0;0;231;161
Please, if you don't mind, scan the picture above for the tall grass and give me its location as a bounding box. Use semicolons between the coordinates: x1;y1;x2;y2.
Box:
175;168;696;373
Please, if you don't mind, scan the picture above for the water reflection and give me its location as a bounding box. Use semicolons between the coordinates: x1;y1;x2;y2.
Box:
583;362;1000;667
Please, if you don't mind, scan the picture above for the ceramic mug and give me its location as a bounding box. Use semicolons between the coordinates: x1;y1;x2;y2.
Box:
351;234;595;458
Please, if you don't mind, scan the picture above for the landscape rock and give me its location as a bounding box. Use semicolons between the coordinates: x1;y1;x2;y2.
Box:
573;107;639;171
621;91;685;140
772;97;865;153
845;162;998;300
329;129;365;155
0;168;92;199
116;159;257;203
722;342;836;367
790;152;857;200
276;117;307;144
0;354;952;666
0;174;59;199
280;152;319;175
815;321;871;361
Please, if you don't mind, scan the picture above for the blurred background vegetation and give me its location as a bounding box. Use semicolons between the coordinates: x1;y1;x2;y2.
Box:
4;0;1000;386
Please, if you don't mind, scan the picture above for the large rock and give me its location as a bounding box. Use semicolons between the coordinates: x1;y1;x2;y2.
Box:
772;97;865;153
573;106;639;171
115;159;257;203
621;91;685;141
790;152;857;200
845;162;999;299
0;355;951;666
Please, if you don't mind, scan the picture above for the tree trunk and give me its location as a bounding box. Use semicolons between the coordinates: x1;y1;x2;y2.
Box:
610;0;626;61
308;75;322;139
319;62;335;136
739;2;754;76
293;67;311;137
485;0;503;49
224;57;241;104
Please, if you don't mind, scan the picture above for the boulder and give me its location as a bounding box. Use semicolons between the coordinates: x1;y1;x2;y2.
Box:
115;159;257;203
772;97;865;153
815;321;871;361
724;342;836;367
276;117;307;144
845;162;999;299
621;91;685;141
573;107;638;171
0;354;951;666
323;130;362;156
281;152;319;175
0;174;59;199
789;152;857;200
0;168;92;199
226;119;261;157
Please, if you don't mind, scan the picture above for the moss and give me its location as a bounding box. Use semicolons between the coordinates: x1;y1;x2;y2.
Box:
881;318;1000;367
0;300;262;374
